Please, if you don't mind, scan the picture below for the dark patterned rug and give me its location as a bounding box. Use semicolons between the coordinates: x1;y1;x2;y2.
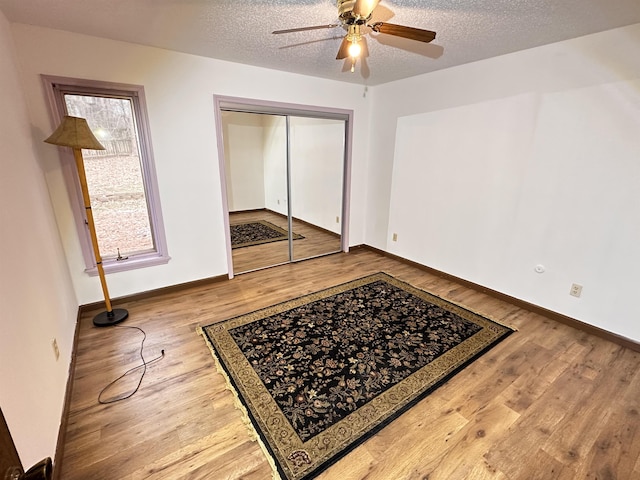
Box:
230;220;304;249
199;272;514;480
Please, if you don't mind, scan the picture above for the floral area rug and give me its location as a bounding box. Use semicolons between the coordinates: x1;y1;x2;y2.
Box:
230;220;304;249
199;272;514;480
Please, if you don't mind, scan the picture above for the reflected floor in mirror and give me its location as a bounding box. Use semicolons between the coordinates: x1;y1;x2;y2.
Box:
229;210;342;274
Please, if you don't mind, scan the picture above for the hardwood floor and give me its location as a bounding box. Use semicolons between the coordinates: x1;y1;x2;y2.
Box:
57;248;640;479
229;210;342;274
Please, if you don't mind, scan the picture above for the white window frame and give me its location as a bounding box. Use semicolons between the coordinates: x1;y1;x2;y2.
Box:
43;75;170;275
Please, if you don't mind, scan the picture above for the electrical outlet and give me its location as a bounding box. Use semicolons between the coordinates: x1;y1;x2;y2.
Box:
570;283;583;298
52;338;60;361
392;233;398;242
336;216;340;223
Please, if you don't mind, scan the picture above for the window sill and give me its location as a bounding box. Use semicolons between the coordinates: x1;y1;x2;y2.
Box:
84;254;171;276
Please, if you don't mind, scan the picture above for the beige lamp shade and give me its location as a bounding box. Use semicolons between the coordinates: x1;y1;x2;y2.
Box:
44;115;105;150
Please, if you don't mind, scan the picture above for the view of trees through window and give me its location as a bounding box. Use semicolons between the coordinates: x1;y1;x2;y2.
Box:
64;94;154;259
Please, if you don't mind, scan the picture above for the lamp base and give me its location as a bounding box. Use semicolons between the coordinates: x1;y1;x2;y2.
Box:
93;308;129;327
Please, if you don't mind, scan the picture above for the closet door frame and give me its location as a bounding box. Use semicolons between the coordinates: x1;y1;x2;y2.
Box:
213;95;353;279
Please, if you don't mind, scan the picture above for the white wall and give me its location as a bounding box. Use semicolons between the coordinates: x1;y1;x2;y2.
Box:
0;11;78;468
369;23;640;341
10;23;370;305
223;112;266;211
290;117;344;234
263;115;288;215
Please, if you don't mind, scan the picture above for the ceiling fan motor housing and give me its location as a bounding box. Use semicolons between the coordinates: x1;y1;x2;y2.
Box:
337;0;356;16
337;0;369;24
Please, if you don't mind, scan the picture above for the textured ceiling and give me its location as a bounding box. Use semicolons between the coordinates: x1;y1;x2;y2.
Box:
1;0;640;85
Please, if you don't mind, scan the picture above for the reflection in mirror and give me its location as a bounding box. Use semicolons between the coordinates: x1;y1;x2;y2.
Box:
289;116;344;261
221;110;345;275
223;111;289;273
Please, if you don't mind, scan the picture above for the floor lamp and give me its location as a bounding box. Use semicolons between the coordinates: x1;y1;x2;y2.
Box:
45;115;128;327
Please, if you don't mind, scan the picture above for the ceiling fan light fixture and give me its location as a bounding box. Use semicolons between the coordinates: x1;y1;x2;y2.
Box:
347;24;362;59
348;39;362;58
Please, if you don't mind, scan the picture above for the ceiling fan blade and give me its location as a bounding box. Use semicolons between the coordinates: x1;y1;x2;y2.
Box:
336;35;350;60
370;22;436;43
272;24;339;34
353;0;381;18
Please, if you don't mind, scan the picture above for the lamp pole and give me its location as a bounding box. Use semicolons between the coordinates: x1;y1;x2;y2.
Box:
45;116;128;327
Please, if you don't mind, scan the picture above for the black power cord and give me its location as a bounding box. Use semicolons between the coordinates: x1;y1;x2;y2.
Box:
98;324;165;404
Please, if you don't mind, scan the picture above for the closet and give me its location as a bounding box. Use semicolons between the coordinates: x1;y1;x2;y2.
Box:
214;97;352;275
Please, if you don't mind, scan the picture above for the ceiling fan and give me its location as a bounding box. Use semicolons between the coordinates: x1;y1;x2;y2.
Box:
272;0;437;72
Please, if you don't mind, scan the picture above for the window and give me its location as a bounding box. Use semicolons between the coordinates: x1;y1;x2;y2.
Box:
43;76;169;274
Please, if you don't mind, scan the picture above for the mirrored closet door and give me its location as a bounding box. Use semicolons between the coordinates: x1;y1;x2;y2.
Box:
289;116;344;262
216;99;350;276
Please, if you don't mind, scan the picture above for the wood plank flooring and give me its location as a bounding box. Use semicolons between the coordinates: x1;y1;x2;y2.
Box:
229;210;341;274
57;248;640;479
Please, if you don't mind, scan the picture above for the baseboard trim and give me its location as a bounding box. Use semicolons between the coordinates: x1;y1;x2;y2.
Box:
228;207;266;215
355;245;640;352
52;308;82;480
77;246;640;351
78;274;229;313
263;208;341;239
